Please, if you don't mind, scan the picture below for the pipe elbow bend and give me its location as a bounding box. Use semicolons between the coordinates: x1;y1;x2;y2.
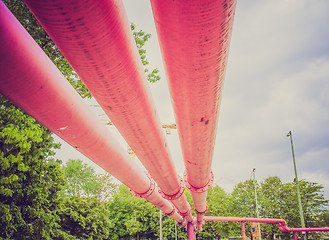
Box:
278;220;291;232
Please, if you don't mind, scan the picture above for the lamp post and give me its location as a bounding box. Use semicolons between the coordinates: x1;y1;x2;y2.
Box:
286;131;306;240
160;210;163;240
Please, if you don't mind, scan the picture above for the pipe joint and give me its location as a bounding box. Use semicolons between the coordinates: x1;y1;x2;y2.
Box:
177;205;192;218
194;203;208;215
176;219;187;228
278;221;290;232
129;172;155;198
163;206;176;217
184;171;214;193
158;175;185;200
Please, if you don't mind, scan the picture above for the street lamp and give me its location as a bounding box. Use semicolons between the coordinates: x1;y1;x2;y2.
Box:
286;131;306;240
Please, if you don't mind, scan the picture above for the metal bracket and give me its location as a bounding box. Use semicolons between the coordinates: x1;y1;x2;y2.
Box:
158;175;185;200
184;170;214;193
129;172;155;198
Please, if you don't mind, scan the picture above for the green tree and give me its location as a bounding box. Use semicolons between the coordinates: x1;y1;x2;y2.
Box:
197;185;240;239
0;96;65;239
107;185;173;239
258;176;290;239
297;180;329;239
62;159;102;198
131;23;160;83
231;180;256;218
57;196;112;240
96;172;118;202
107;185;137;239
231;177;329;240
258;178;329;240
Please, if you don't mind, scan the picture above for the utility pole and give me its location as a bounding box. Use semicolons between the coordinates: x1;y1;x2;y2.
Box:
160;210;163;240
253;168;262;240
287;131;307;240
175;220;178;240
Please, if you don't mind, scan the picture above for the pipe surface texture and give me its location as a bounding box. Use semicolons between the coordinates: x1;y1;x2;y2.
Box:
151;0;237;218
23;0;192;220
0;2;183;222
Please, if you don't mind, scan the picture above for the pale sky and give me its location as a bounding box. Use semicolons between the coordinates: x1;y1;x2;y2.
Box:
55;0;329;199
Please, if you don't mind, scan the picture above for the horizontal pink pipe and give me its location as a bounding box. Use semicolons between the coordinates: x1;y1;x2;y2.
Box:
203;216;329;232
151;0;237;218
0;1;183;222
23;0;192;220
279;226;329;232
204;216;283;224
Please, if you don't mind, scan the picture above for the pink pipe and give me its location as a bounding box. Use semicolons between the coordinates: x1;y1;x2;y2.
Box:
150;0;237;218
203;216;329;232
23;0;192;221
204;216;283;224
187;222;196;240
241;222;247;240
0;2;183;223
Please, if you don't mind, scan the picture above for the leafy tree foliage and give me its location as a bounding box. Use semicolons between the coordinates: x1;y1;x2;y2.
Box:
97;172;118;202
104;178;329;239
231;180;256;218
107;185;161;239
131;23;160;83
231;177;329;240
62;159;117;201
57;196;112;240
197;185;240;239
258;176;288;239
0;96;65;239
62;159;102;198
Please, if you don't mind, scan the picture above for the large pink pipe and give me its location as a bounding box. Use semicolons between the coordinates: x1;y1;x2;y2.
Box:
203;216;329;232
150;0;237;219
23;0;192;220
0;1;183;222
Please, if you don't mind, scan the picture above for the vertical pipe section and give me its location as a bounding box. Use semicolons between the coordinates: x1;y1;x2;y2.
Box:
241;222;247;240
293;232;297;240
187;222;197;240
151;0;237;219
0;2;183;222
23;0;192;220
